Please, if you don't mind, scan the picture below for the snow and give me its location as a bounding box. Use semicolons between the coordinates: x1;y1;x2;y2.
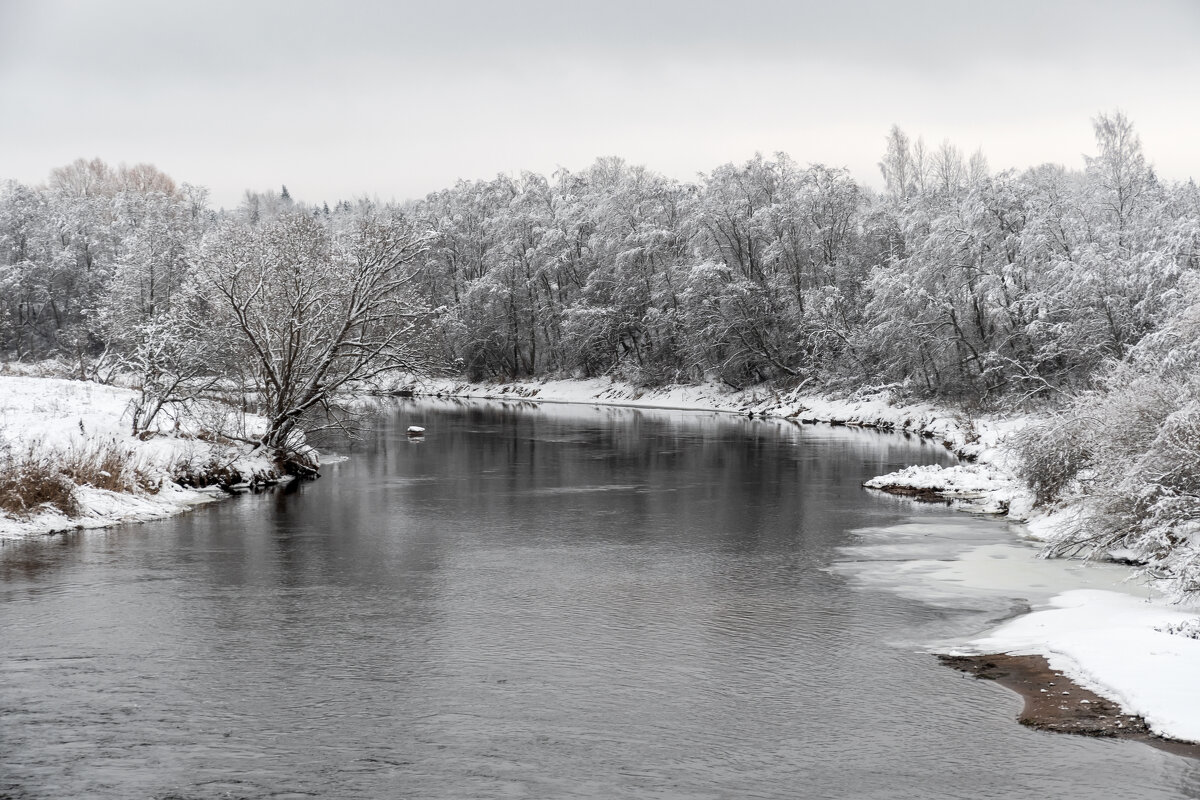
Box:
838;514;1200;742
0;482;224;538
0;375;287;539
863;463;1016;512
956;589;1200;742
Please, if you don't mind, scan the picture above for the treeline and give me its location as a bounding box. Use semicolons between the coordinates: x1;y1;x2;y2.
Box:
3;113;1196;406
413;113;1199;402
412;109;1200;593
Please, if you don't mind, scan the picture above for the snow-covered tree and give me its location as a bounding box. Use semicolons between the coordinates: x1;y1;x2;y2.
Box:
197;209;433;458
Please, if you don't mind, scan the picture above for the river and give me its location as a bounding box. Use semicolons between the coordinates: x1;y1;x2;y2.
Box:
3;399;1199;799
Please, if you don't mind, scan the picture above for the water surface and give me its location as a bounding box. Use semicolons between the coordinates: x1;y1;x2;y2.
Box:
3;399;1199;799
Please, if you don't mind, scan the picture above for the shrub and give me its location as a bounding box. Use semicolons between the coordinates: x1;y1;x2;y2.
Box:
0;447;78;516
0;438;154;518
1013;363;1200;595
58;439;155;494
1011;413;1093;506
169;451;246;488
1013;368;1184;507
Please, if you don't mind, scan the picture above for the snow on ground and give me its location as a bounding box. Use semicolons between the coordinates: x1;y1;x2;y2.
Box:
863;464;1019;514
0;375;286;539
0;481;223;539
955;589;1200;742
839;515;1200;742
863;463;1007;494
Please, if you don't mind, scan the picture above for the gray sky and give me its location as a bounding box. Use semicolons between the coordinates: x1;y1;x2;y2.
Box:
2;0;1197;208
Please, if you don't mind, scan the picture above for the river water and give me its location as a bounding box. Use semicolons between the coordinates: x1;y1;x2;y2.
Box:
3;399;1200;799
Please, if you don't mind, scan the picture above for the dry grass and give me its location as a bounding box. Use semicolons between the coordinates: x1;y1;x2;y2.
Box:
0;449;78;516
0;439;154;518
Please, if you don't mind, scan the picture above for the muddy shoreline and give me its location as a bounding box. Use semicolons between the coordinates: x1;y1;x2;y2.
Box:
864;483;951;502
940;653;1200;759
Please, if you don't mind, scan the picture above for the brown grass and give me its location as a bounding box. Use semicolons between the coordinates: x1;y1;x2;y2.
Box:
0;439;154;518
0;449;78;516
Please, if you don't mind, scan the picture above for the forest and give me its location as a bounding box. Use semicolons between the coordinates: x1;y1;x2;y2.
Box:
3;112;1200;589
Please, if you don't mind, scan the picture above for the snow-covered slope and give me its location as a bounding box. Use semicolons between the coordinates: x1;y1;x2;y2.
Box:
0;376;288;538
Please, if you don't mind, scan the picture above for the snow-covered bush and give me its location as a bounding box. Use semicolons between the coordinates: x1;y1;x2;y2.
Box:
1014;361;1200;594
1014;369;1182;506
1094;401;1200;592
1012;413;1093;507
1159;617;1200;639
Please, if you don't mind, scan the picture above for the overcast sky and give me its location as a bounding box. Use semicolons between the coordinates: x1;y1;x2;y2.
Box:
1;0;1197;208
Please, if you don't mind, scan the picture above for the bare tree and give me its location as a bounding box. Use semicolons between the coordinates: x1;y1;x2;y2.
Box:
198;210;433;461
120;312;219;437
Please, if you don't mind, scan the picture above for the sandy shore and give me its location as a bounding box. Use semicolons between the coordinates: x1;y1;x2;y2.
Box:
939;653;1200;759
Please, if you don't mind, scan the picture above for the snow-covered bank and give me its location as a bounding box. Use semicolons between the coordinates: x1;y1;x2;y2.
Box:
837;516;1200;743
0;376;293;539
953;590;1200;743
863;464;1017;514
408;376;994;449
834;507;1200;745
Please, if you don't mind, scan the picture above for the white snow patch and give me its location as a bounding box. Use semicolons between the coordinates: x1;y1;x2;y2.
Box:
863;464;1018;513
0;375;295;539
864;464;1008;495
958;589;1200;742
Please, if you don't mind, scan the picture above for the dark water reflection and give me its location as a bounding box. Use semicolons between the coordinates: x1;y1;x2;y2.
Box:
3;399;1200;799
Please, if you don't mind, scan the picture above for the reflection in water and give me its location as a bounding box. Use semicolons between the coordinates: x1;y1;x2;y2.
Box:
1;399;1197;799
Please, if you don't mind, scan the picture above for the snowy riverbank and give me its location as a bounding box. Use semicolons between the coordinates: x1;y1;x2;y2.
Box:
5;370;1198;746
404;375;1200;745
0;375;294;539
959;590;1200;742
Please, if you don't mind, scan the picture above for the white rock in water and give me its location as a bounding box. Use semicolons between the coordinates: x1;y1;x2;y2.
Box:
406;425;426;435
